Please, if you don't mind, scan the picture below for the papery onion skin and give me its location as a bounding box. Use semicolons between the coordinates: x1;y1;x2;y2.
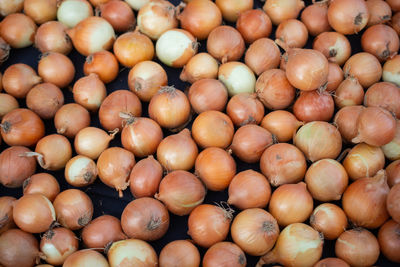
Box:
260;143;307;187
155;170;206;216
383;55;400;86
218;61;256;97
0;0;23;16
335;228;380;267
313;31;351;66
327;0;369;35
129;156;163;198
159;240;201;267
293;90;334;122
261;110;303;143
366;0;392;26
382;121;400;161
74;127;115;160
364;82;400;119
300;2;331;36
57;0;94;29
310;203;348;240
23;173;60;202
275;19;308;49
333;105;364;143
100;0;136;33
188;78;228;114
343;52;382;88
180;53;219;84
207;26;245;63
0;93;18;119
361;24;399;62
125;0;150;11
378;219;400;263
84;50;119;84
231;208;279;256
0;146;36;188
107;239;158;267
0;196;16;234
64;155;98;187
203;242;246;267
26;83;64;120
38;52;75;88
54;103;90;138
63;249;109;267
263;0;305;25
215;0;253;22
82;215;127;250
236;9;272;44
387;160;400;187
334;76;364;109
2;63;42;99
24;0;57;25
35;21;73;55
226;93;264;127
0;13;37;48
228;170;271;210
314;258;350;267
245;38;281;76
387;183;400;224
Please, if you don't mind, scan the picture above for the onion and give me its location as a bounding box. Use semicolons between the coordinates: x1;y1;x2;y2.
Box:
215;0;253;22
13;194;55;233
57;0;93;29
275;19;308;49
84;50;119;84
218;61;256;96
107;239;158;267
285;48;329;91
180;53;219;84
0;229;39;267
294;90;334;122
387;0;400;11
97;147;135;197
0;38;10;65
343;52;382;88
361;24;399;62
137;0;178;40
263;0;305;25
121;115;163;158
35;21;72;55
244;38;281;76
156;29;197;68
0;0;23;16
313;31;351;66
334;76;364;108
39;227;78;266
129;156;162;198
89;0;111;6
0;146;36;188
82;215;127;249
72;73;106;112
67;16;115;56
155;170;206;216
392;12;400;36
2;63;42;98
387;183;400;223
54;103;90;138
333;105;364;143
74;127;117;160
195;147;236;191
203;242;246;267
300;1;331;36
148;86;191;130
113;30;153;66
0;13;37;48
257;223;323;267
314;258;350;267
387;160;400;187
128;61;167;102
294;121;342;162
226;93;264;127
256;69;295;110
38;52;75;88
0;108;45;147
207;26;245;63
65;155;98;187
188;204;233;248
305;159;349;201
121;197;169;241
99;0;136;32
364;82;400;119
236;9;272;44
381;122;400;160
0;94;18;119
261;110;303;142
335;228;379;266
157;129;197;171
63;249;109;267
378;220;400;263
383;55;400;86
160;240;200;267
188;78;228;114
327;62;344;92
23;173;60;202
24;0;57;25
327;0;369;34
310;203;348;240
125;0;150;10
53;189;93;230
366;0;392;26
228;170;271;210
178;0;222;40
26;83;64;120
0;196;16;234
99;90;142;131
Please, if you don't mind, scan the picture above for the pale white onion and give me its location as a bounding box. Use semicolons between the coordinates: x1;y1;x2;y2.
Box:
57;0;94;29
218;61;256;96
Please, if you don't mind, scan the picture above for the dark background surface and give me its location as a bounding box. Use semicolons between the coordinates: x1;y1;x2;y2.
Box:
0;0;397;266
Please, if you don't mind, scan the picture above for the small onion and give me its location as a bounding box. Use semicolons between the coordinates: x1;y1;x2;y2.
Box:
188;78;228;114
383;54;400;86
300;1;331;36
63;249;109;267
387;183;400;223
2;63;42;98
335;228;379;267
387;160;400;187
65;155;98;187
333;105;364;143
244;38;281;76
327;0;369;35
24;0;57;25
0;93;18;119
207;26;245;63
26;83;64;120
57;0;93;29
305;159;349;201
236;9;272;44
203;242;246;267
215;0;253;22
275;19;308;49
293;90;334;122
160;240;201;267
34;21;72;55
366;0;392;26
313;31;351;66
263;0;305;25
0;13;37;48
84;50;119;84
378;220;400;263
231;208;279;256
72;73;107;112
0;0;23;16
180;53;219;84
23;173;60;202
129;156;163;198
38;52;75;88
74;127;117;160
364;82;400;119
82;215;127;249
334;76;364;108
257;223;323;267
218;61;256;96
227;170;271;210
155;170;206;216
99;0;136;32
97;147;135;197
226;93;264;127
54;103;90;138
326;62;344;92
261;110;303;142
343;52;382;88
310;203;348;240
107;239;158;267
361;24;399;62
195;147;236;191
0;196;16;234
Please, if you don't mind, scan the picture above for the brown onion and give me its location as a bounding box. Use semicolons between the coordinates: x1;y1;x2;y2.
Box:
99;0;136;32
366;0;392;26
159;240;201;267
364;82;400;119
236;9;272;44
334;76;364;108
38;52;75;88
2;63;42;98
215;0;253;22
155;170;206;216
65;155;98;187
313;31;351;66
378;220;400;263
387;183;400;223
333;105;364;143
82;215;127;249
97;147;135;197
387;160;400;187
0;196;16;234
129;156;163;198
327;0;369;35
203;242;246;267
188;78;228;114
263;0;305;25
75;127;117;160
362;24;399;62
53;189;93;230
300;1;331;36
261;110;303;142
26;83;64;120
0;93;18;119
335;228;379;267
23;173;60;202
180;53;219;84
35;21;72;55
310;203;348;240
314;258;350;267
382;121;400;161
207;25;245;63
0;146;36;188
244;38;281;76
107;239;157;267
84;50;119;84
63;249;109;267
72;74;106;112
275;19;308;49
294;90;334;122
226;93;264;127
24;0;57;24
0;13;37;48
128;61;167;102
228;170;271;210
343;52;382;88
54;103;90;138
326;62;344;92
